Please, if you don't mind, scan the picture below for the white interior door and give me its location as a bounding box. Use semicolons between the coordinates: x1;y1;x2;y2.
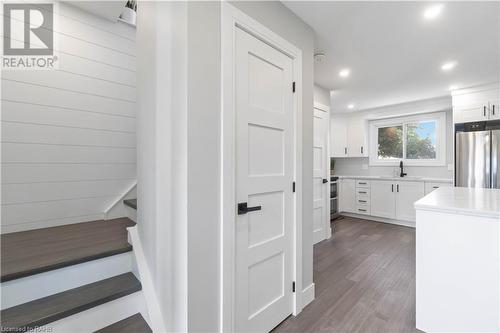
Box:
235;27;294;333
313;107;330;244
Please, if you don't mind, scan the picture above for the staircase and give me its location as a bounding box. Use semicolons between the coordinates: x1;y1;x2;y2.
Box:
0;208;150;333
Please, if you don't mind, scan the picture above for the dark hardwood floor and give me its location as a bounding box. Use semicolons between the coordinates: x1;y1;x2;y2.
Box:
274;216;418;333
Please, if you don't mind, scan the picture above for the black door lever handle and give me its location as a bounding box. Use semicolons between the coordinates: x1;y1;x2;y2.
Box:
238;202;262;215
322;179;328;184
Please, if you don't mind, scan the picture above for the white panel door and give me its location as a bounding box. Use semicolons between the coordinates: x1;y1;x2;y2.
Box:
395;181;425;222
313;107;330;244
339;179;356;213
235;28;294;333
370;180;396;219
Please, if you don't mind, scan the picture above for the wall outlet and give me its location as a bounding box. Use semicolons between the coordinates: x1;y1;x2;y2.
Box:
447;164;454;171
362;164;369;170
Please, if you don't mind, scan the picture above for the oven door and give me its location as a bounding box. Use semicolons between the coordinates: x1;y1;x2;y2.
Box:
330;197;338;218
330;181;338;198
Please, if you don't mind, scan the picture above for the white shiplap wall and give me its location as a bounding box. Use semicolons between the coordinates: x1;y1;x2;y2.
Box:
1;2;136;233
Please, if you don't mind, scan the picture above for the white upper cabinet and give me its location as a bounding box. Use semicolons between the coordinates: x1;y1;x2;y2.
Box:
331;117;348;157
452;83;500;123
346;116;367;157
331;115;367;157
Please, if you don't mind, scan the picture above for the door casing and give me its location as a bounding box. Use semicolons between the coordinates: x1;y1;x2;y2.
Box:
221;3;304;332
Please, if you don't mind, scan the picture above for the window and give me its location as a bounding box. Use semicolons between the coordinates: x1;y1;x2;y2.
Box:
369;112;446;166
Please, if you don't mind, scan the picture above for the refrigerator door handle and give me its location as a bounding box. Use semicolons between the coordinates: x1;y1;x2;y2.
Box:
492;130;500;189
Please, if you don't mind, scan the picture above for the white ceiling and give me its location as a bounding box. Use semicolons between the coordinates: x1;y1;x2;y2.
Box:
283;1;500;113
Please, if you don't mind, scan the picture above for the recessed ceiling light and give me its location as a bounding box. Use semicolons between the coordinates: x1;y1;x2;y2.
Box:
424;4;444;20
339;69;350;78
449;84;458;91
441;61;457;71
348;104;354;109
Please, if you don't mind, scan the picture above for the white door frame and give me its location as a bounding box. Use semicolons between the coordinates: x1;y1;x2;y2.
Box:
221;3;303;332
313;102;332;242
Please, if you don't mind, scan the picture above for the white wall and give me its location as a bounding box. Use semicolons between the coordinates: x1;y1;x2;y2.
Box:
332;96;454;179
231;0;316;297
1;2;136;233
136;2;220;332
314;85;330;107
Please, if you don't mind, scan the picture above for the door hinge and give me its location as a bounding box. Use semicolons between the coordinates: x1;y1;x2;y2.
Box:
292;82;296;93
292;281;296;293
292;182;296;192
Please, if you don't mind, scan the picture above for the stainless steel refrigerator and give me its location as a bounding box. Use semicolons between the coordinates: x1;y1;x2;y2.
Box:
455;121;500;188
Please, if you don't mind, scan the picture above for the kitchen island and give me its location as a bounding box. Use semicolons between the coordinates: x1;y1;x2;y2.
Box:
414;187;500;332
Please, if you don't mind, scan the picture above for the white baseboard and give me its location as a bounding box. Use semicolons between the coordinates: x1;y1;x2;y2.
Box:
341;213;415;228
301;283;315;309
1;252;133;310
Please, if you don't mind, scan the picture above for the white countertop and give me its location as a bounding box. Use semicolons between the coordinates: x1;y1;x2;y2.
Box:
414;187;500;219
334;175;453;183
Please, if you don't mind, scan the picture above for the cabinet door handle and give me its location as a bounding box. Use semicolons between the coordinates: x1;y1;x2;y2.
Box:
361;146;363;154
397;184;399;192
433;186;439;189
358;200;367;203
358;208;367;212
358;191;367;194
493;105;496;115
345;147;347;155
391;184;394;192
484;106;487;117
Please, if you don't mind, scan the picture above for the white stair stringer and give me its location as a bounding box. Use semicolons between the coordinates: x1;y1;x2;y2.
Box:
128;225;167;332
27;291;149;333
1;252;133;310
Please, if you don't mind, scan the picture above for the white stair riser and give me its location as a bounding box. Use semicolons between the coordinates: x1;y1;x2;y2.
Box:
28;291;149;333
1;252;133;310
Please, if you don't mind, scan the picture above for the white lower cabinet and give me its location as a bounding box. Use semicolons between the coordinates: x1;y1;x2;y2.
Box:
370;180;396;219
395;181;425;222
340;178;437;225
339;179;356;213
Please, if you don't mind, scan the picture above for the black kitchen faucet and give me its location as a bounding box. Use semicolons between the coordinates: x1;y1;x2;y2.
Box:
399;161;407;177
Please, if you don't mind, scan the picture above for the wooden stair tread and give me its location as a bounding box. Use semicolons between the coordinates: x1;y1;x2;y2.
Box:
0;273;141;332
123;199;137;210
94;313;152;333
1;218;135;282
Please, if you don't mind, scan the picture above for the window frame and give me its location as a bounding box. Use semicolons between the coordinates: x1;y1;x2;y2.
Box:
369;112;447;166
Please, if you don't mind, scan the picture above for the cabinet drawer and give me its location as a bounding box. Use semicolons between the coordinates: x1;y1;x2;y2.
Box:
356;197;370;205
356;180;370;188
355;205;370;215
356;188;370;196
